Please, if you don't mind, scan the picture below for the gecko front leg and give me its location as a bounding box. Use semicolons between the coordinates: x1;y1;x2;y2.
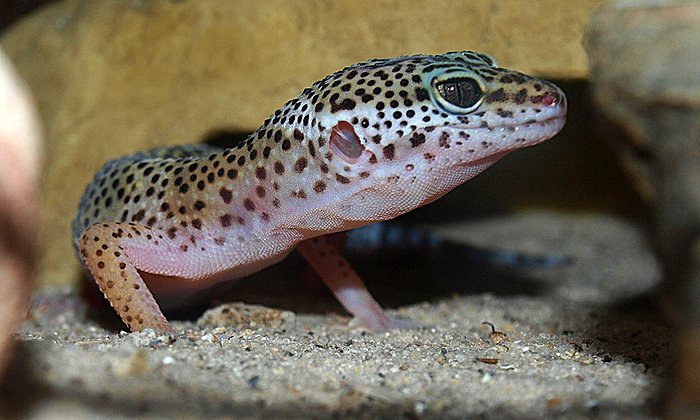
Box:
297;235;417;331
78;222;173;332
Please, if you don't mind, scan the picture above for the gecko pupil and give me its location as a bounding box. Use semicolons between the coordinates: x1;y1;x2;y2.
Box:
435;77;482;111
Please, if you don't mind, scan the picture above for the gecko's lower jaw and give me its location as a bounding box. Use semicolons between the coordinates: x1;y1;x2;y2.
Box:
516;114;567;145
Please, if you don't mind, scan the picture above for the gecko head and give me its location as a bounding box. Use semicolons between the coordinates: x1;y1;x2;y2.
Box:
268;51;567;226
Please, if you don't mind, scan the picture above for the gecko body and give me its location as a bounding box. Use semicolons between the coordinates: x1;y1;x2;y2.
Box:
73;51;566;332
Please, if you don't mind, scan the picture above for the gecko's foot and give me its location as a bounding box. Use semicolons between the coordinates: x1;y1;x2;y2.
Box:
349;312;422;332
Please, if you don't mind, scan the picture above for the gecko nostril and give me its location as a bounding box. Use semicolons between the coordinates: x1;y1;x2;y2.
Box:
542;91;560;107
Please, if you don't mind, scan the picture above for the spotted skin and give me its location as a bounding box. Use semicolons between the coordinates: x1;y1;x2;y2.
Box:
73;51;567;332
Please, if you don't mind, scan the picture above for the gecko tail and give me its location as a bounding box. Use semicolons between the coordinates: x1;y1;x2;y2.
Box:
345;221;572;269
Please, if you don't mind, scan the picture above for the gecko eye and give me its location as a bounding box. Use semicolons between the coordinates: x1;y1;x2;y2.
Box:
433;77;484;113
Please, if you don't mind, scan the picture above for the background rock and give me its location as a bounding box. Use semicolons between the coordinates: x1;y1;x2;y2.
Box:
0;0;602;286
587;1;700;415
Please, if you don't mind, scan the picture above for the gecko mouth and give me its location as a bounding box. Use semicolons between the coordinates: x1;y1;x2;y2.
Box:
445;115;567;169
428;114;567;138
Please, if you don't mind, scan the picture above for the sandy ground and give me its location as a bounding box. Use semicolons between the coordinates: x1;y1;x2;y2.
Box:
0;211;669;419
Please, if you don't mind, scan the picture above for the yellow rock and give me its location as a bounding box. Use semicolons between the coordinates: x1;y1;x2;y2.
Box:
0;0;601;286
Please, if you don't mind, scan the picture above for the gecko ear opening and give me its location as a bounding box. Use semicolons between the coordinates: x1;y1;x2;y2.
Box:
329;121;365;164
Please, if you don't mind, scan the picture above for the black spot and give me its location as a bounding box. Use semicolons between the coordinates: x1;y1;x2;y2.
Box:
439;132;451;148
167;227;178;239
485;88;507;104
331;96;357;113
294;157;308;173
313;181;326;193
219;187;233;204
497;109;514;118
131;209;146;222
383;144;395;161
409;132;426;147
244;199;255;211
415;87;429;101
